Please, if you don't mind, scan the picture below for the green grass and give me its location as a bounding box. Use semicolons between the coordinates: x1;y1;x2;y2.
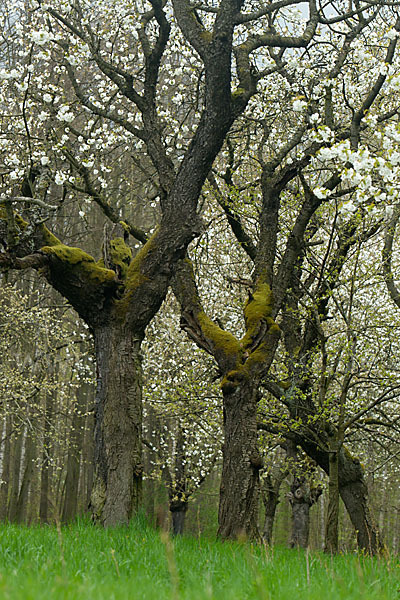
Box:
0;518;398;599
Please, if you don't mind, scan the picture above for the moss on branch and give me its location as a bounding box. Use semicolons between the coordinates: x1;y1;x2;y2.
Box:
41;244;116;284
221;282;280;395
115;230;158;318
197;310;241;356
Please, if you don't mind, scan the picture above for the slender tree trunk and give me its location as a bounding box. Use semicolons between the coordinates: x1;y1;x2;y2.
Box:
0;415;12;520
62;382;88;522
90;323;143;527
40;388;54;523
8;426;23;522
218;383;261;540
15;431;36;523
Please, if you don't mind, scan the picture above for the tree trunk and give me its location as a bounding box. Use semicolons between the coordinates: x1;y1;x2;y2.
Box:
40;388;54;523
290;498;311;549
339;477;381;554
90;322;143;527
8;426;23;522
15;431;36;523
62;382;88;523
218;384;261;540
261;474;281;545
0;415;12;520
171;503;188;536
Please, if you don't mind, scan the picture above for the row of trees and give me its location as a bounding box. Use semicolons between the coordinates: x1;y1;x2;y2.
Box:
1;0;400;553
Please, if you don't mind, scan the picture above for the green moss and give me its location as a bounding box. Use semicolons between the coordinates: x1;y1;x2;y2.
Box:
231;87;246;99
119;221;130;233
110;237;132;279
240;283;273;350
244;283;273;325
221;369;245;395
220;284;280;395
41;225;61;246
197;311;241;356
41;244;116;284
115;230;158;317
14;214;28;231
200;30;212;42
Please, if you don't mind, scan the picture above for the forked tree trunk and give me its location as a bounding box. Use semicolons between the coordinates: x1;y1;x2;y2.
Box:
90;322;143;527
218;383;261;540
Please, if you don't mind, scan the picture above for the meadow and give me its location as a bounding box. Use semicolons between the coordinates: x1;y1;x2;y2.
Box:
0;518;398;599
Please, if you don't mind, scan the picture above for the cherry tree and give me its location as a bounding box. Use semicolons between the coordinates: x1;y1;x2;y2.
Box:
172;2;400;548
0;0;322;527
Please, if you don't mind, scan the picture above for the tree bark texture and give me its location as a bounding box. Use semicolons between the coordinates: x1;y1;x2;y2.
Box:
90;323;143;527
217;383;261;540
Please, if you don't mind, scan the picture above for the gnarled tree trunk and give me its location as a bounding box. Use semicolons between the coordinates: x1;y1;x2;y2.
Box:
218;383;261;540
90;322;143;527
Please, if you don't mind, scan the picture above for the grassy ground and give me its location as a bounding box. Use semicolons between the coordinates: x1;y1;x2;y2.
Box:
0;518;398;599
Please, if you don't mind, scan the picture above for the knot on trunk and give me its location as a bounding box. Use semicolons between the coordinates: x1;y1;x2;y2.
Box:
249;451;263;470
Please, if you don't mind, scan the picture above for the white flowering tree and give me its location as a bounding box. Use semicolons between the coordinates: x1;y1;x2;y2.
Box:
170;3;400;549
1;0;400;545
0;0;331;528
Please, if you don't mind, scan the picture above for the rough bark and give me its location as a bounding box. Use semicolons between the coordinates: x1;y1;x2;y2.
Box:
217;382;262;540
90;323;143;527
